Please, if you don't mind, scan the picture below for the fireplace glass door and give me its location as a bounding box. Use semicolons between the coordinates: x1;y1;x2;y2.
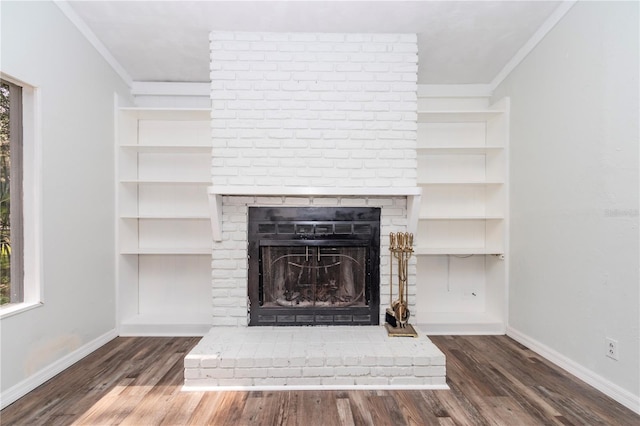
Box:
248;206;380;326
260;246;367;309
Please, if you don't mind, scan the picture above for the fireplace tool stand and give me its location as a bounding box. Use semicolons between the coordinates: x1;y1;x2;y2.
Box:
385;232;418;337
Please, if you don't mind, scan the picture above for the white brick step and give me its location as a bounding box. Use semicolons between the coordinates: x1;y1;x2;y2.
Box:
184;326;447;390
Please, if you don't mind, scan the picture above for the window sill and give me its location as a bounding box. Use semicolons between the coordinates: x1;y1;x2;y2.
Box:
0;301;43;319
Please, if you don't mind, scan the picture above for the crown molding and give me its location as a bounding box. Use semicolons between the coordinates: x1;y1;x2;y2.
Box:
490;1;577;92
54;1;133;87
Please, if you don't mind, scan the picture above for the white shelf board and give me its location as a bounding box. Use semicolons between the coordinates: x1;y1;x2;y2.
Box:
119;107;210;121
417;146;503;155
418;180;504;186
120;179;210;185
419;215;504;220
207;185;422;241
120;214;210;220
414;247;504;255
120;247;211;255
418;110;504;123
120;144;211;153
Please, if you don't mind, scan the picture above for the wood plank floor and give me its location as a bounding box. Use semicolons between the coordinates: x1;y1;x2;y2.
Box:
1;335;638;425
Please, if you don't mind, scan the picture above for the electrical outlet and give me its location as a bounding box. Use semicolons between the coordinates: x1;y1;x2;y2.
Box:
606;338;618;360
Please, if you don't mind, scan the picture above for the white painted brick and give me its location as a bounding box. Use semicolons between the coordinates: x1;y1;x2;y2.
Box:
301;367;335;377
371;366;412;377
278;42;306;52
310;197;339;206
414;366;447;377
355;377;389;386
250;42;277;51
389;377;428;386
374;112;404;122
218;378;253;386
267;368;303;378
210;70;237;80
286;377;322;386
202;368;234;379
307;81;335;92
211;259;240;270
253;378;286;386
235;368;268;378
362;82;391;92
184;356;201;368
253;357;274;368
363;102;389;112
308;63;334;72
266;52;296;62
322;377;355;386
339;198;367;207
283;197;311;205
317;52;349;62
347;72;375;82
334;366;370;377
211;51;237;61
184;368;200;379
335;102;363;111
223;62;251;72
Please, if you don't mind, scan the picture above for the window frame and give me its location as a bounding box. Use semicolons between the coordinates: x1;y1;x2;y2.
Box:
3;79;24;303
1;73;42;317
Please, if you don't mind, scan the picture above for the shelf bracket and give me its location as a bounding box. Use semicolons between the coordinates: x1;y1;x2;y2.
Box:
407;193;421;235
208;190;223;241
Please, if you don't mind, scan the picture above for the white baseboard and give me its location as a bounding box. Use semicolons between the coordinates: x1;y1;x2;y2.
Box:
0;329;117;410
507;326;640;415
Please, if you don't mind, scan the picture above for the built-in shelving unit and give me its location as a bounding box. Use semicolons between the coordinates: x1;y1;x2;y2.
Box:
415;96;509;334
116;107;212;335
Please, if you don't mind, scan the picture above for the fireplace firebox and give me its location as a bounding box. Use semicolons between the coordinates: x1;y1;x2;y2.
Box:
248;207;380;326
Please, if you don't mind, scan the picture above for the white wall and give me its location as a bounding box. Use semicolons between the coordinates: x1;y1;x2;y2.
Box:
492;1;639;408
0;1;130;405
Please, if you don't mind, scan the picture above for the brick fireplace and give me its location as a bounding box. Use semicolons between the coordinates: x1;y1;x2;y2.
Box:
208;31;419;327
185;31;447;390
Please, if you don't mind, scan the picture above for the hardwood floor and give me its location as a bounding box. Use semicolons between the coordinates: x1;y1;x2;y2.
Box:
1;335;637;425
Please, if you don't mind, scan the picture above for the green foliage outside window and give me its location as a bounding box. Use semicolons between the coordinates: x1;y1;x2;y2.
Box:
0;82;10;305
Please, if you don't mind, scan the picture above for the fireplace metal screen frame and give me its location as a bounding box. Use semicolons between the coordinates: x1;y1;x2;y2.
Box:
248;207;381;326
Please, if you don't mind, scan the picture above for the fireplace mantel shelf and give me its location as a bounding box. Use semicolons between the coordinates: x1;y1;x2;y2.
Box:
207;185;422;241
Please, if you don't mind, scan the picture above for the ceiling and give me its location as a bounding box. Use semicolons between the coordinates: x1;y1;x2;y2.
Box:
66;1;562;85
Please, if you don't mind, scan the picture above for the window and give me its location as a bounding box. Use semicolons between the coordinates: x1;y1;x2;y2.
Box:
1;79;24;305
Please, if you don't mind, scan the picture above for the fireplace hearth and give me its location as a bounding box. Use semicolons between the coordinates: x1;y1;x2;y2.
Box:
248;207;380;326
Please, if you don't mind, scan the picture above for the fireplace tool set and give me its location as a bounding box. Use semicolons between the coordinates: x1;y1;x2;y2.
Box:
385;232;418;337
